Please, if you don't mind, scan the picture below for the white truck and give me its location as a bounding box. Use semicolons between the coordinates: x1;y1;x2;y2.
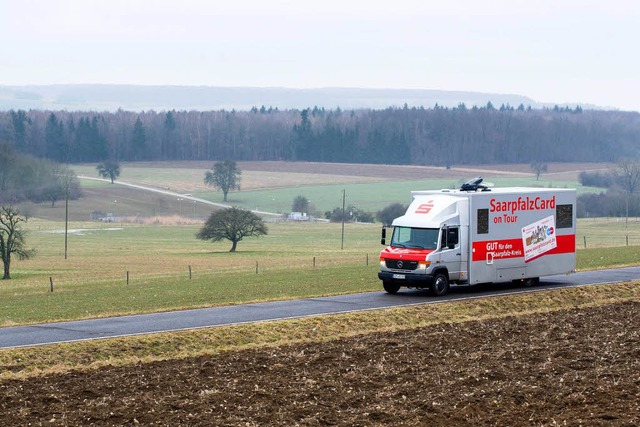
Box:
378;178;576;295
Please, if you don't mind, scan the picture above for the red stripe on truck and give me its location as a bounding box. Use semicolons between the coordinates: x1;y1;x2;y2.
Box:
380;246;435;262
472;234;575;262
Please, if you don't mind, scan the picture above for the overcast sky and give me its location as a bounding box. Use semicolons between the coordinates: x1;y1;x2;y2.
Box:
1;0;638;111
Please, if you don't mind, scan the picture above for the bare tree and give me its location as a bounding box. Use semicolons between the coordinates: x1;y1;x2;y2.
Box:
614;159;640;224
204;160;241;202
0;206;36;279
43;165;81;207
96;159;121;184
615;159;640;194
197;207;267;252
530;161;548;181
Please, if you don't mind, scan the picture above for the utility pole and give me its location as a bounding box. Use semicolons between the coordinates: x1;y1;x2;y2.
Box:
64;185;69;259
341;189;346;250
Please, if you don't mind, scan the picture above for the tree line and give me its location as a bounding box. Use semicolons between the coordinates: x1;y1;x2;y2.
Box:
1;104;639;166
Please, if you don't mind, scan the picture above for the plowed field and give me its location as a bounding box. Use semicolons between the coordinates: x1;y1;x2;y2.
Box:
1;301;638;426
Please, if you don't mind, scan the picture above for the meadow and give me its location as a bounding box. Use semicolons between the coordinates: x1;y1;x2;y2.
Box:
2;221;380;325
1;216;639;326
3;161;638;426
68;161;604;217
3;161;639;327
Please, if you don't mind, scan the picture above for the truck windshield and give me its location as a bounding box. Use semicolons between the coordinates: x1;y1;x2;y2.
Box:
390;226;439;250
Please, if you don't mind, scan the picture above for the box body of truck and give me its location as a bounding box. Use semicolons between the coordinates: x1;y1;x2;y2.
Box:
378;185;576;295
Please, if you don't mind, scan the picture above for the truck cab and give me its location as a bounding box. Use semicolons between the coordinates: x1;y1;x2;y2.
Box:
378;194;468;296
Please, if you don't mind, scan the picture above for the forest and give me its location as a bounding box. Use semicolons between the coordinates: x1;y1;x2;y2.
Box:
1;104;639;166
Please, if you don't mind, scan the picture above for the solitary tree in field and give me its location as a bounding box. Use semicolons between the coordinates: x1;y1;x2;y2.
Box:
614;158;640;224
197;207;267;252
0;206;36;279
291;195;310;213
530;161;548;181
97;159;121;184
204;160;241;202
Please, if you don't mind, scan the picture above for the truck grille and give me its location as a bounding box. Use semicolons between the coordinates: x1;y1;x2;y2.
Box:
385;260;418;270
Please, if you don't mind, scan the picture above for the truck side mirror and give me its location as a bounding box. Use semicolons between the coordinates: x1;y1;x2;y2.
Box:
381;227;386;245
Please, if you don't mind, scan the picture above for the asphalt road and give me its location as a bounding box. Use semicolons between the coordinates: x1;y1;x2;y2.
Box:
1;266;639;349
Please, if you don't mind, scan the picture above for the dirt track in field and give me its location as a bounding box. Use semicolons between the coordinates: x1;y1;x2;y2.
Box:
1;301;638;426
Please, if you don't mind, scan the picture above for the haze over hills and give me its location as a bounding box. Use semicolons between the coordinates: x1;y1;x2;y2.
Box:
0;84;596;112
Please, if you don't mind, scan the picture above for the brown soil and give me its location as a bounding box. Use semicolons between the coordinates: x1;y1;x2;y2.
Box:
146;160;607;180
1;301;638;426
239;161;612;179
238;161;527;180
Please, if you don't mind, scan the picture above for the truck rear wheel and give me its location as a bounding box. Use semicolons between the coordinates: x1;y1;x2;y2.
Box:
383;281;401;294
523;277;539;287
431;273;449;296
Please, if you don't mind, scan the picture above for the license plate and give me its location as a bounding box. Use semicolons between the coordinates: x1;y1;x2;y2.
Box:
392;274;406;280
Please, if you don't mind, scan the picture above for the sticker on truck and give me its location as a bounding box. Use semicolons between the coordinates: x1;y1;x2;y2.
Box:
522;215;557;262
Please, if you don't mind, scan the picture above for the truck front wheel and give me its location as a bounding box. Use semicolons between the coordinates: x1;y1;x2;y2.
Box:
431;273;449;296
383;281;401;294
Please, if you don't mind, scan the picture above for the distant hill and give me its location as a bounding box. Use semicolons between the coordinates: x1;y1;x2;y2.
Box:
0;84;590;112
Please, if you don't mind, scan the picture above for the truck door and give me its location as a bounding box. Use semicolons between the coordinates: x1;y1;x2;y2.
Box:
438;226;464;282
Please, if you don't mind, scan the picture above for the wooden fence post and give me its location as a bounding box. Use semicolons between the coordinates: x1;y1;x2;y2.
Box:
49;277;54;292
189;265;192;279
127;271;129;285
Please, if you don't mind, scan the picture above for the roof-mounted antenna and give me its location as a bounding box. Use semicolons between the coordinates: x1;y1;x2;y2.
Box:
460;177;491;192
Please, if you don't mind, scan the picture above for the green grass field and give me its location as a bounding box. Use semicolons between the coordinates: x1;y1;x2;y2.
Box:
1;221;381;325
215;179;461;214
0;217;639;326
2;161;636;327
69;161;604;217
218;176;600;215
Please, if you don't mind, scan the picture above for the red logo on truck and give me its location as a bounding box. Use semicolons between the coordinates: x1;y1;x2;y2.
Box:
489;196;556;214
416;200;435;214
